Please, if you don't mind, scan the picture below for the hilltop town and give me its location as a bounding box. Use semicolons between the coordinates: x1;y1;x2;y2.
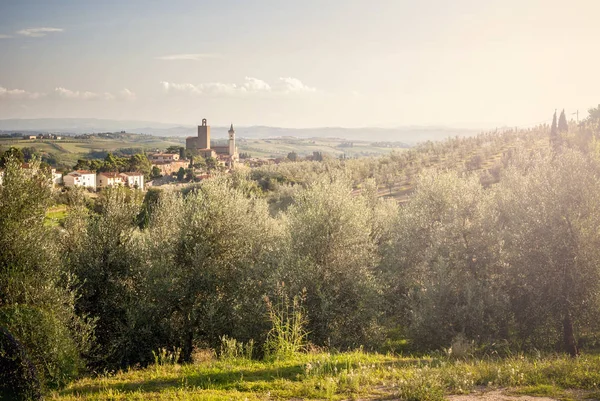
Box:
1;119;241;191
0;118;420;195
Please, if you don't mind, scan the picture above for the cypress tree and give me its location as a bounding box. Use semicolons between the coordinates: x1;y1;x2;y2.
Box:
558;109;568;133
550;110;561;151
551;110;558;137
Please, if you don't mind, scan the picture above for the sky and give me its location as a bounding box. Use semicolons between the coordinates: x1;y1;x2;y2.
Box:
0;0;599;128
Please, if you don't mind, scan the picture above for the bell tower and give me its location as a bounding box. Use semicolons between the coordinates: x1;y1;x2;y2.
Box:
197;118;210;149
228;123;235;156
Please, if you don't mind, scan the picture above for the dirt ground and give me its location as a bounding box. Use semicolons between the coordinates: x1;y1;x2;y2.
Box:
448;390;559;401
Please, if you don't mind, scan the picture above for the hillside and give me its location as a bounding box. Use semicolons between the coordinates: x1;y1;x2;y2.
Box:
250;126;552;204
0;118;481;144
0;133;405;170
0;134;185;168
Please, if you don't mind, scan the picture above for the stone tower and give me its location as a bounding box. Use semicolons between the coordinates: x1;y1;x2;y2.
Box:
197;118;210;149
228;123;235;156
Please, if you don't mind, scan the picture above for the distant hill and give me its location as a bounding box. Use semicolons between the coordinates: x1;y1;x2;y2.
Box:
0;118;481;145
0;118;177;133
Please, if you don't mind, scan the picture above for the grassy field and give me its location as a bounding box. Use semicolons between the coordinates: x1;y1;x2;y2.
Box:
45;205;68;227
51;351;600;401
0;135;401;168
237;137;402;159
0;135;186;167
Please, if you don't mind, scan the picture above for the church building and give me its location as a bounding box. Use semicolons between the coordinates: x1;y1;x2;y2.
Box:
186;119;239;168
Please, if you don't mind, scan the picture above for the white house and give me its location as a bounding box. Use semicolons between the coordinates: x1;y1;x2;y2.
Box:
63;170;96;189
120;172;144;190
97;172;124;189
51;168;63;186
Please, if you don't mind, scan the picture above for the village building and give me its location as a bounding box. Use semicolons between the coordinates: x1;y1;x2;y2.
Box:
120;172;144;190
186;119;239;168
63;170;96;189
149;151;189;177
97;172;124;189
151;159;189;176
97;171;145;190
51;168;63;186
149;153;180;162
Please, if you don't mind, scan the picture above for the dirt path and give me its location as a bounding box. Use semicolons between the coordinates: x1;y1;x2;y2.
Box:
448;390;559;401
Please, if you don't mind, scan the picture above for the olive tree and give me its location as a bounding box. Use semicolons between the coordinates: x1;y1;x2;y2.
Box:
282;173;383;348
0;157;92;388
169;174;280;360
383;170;508;350
62;187;145;369
495;149;600;355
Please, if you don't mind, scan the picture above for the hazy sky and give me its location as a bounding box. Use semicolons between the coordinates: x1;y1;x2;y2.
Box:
1;0;599;128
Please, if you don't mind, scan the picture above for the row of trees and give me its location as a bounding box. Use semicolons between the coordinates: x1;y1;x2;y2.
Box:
73;152;153;180
256;106;600;207
73;152;223;183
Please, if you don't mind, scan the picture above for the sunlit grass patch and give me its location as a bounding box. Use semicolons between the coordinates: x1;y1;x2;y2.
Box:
45;206;68;227
52;352;600;400
510;384;569;399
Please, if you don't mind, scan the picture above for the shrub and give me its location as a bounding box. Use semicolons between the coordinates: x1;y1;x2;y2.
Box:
219;336;254;361
0;327;42;401
445;334;474;359
0;305;84;388
264;287;308;360
152;347;182;366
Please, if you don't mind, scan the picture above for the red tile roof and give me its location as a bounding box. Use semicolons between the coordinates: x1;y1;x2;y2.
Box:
98;172;122;178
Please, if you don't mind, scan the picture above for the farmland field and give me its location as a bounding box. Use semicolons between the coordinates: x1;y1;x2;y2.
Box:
237;137;404;158
0;135;186;167
0;134;404;169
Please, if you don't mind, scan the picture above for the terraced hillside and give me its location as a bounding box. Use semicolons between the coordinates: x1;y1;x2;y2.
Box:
251;127;552;203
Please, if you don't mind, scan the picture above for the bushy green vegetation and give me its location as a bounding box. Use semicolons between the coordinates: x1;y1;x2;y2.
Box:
3;105;600;399
0;159;93;399
250;127;549;204
72;152;153;180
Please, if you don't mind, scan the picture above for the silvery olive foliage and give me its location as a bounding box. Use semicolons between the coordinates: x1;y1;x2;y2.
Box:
6;121;600;394
281;173;393;348
0;157;92;391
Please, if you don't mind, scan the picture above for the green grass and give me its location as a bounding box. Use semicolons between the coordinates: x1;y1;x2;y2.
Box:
45;206;68;227
2;136;398;165
0;136;184;158
51;352;600;400
510;384;570;399
237;138;403;159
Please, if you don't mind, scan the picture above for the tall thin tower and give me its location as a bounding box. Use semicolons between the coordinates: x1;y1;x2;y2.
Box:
228;123;235;156
198;118;210;149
